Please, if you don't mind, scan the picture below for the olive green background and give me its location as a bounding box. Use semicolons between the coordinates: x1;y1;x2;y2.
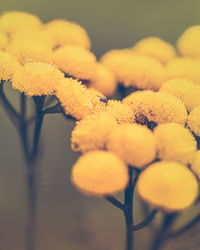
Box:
0;0;200;250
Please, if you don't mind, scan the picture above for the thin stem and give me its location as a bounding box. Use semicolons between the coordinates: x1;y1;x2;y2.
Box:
105;196;125;211
131;210;158;231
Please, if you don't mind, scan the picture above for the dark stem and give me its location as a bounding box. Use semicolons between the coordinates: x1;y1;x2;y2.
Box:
105;196;125;211
131;210;158;231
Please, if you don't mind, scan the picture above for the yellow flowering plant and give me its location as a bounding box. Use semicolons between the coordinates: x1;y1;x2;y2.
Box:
1;10;200;250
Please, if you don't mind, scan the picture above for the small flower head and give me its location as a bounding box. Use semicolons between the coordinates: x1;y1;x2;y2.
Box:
71;150;129;196
0;30;9;49
137;161;199;212
71;112;116;153
154;123;197;165
187;106;200;136
107;124;157;168
44;19;91;49
101;49;165;90
55;78;93;120
86;87;107;113
0;50;21;81
160;78;200;113
177;25;200;57
166;57;200;84
0;11;42;34
12;62;64;96
132;37;176;64
122;90;187;126
53;45;96;80
191;150;200;180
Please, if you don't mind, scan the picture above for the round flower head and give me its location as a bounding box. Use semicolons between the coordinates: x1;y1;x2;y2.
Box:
137;161;199;212
71;112;116;153
191;150;200;179
71;151;129;196
53;45;96;80
0;30;9;49
0;11;42;34
90;63;117;97
107;124;157;168
6;39;53;65
166;57;200;84
187;106;200;136
44;19;91;49
154;123;197;165
12;62;64;96
100;49;165;90
0;50;21;81
122;90;187;126
177;26;200;57
86;87;107;113
160;78;200;113
55;78;93;120
132;37;176;64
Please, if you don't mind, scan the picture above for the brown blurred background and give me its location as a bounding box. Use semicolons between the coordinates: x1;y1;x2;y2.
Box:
1;0;200;249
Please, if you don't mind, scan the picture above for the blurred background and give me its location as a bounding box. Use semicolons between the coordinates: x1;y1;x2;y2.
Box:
1;0;200;249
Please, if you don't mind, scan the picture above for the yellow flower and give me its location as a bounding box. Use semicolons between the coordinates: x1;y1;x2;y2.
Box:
6;39;53;65
44;19;91;49
166;57;200;84
0;11;42;34
12;62;64;96
0;50;21;81
187;106;200;136
160;78;200;113
177;26;200;57
191;150;200;179
107;124;156;168
71;112;116;153
55;78;93;120
132;37;176;64
137;161;198;212
90;63;117;97
71;150;129;196
100;49;165;90
0;30;9;49
122;90;187;126
154;123;197;165
53;45;96;80
86;87;107;113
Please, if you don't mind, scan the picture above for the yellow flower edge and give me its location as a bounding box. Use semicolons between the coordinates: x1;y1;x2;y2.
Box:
191;150;200;180
137;161;199;212
71;150;129;196
187;106;200;136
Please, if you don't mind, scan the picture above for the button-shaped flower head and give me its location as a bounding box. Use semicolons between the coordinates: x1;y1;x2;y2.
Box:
71;151;129;196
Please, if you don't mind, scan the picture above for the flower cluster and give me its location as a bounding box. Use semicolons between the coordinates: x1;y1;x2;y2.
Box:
0;11;200;214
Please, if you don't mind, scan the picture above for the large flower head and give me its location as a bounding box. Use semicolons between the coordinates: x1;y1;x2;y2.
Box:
0;30;9;49
12;62;64;96
71;151;129;196
107;124;157;168
137;161;199;212
132;37;176;64
187;106;200;136
154;123;197;165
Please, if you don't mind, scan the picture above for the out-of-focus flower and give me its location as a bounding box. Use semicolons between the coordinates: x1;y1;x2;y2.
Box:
71;150;128;196
0;11;42;34
71;112;116;153
187;106;200;136
177;26;200;58
0;50;21;81
53;45;96;80
154;123;197;165
100;49;165;90
137;161;198;212
90;63;117;97
12;62;64;96
132;37;176;64
122;90;187;125
56;78;93;120
166;57;200;84
191;150;200;179
107;124;156;168
0;30;9;49
44;19;91;49
160;78;200;113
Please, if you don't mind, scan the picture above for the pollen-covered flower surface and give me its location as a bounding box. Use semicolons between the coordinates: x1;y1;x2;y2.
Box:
187;106;200;136
137;161;199;212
